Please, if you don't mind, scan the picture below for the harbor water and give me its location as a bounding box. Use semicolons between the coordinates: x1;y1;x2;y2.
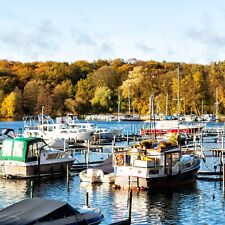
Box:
0;120;225;224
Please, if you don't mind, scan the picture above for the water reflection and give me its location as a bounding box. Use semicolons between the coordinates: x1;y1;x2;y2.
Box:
0;176;225;224
0;179;30;208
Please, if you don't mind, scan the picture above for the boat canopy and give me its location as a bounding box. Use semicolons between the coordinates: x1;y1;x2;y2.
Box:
0;198;80;225
0;137;46;162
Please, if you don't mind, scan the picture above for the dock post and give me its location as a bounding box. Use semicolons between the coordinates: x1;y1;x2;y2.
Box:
222;136;225;194
66;164;70;184
30;180;34;198
127;131;129;146
86;192;89;207
127;190;132;222
63;138;66;151
87;140;90;168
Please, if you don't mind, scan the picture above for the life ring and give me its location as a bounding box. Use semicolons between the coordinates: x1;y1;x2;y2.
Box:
115;154;123;165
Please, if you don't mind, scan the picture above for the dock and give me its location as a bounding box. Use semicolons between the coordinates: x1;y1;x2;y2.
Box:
209;148;225;157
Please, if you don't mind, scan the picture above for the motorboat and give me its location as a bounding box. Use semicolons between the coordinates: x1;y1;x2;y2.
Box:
92;127;121;143
0;198;104;225
0;128;16;147
113;140;203;190
23;129;69;150
79;168;115;183
141;120;204;136
0;137;75;178
57;115;122;141
23;115;93;142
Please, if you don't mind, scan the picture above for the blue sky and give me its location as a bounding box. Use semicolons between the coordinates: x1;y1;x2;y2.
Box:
0;0;225;64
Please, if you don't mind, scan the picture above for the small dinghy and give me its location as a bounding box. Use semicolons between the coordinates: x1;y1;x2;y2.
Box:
79;168;115;183
0;198;104;225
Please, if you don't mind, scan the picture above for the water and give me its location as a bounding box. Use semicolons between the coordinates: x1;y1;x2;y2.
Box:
0;120;225;224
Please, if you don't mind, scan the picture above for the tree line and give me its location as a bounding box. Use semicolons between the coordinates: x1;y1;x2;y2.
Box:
0;58;224;118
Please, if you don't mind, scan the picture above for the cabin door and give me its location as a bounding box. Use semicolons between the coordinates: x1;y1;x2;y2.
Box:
165;153;173;175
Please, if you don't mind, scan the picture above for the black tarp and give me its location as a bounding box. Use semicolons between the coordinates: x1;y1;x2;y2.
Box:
92;155;113;174
0;198;80;225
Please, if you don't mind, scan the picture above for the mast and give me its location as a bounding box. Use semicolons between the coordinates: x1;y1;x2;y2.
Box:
165;92;168;116
177;66;180;120
128;84;131;114
118;93;121;122
216;87;219;121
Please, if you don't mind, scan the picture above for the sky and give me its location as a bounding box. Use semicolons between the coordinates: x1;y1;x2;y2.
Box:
0;0;225;64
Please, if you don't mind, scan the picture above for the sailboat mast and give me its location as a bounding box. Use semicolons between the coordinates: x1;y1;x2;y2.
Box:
165;92;168;116
118;93;121;122
177;66;180;120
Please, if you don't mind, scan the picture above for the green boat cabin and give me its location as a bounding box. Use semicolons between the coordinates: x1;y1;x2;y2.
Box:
0;137;46;162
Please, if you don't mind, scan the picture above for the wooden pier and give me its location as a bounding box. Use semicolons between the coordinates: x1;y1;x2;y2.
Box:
210;148;224;157
197;171;223;181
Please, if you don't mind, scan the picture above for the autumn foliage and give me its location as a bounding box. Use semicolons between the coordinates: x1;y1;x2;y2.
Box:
0;59;223;118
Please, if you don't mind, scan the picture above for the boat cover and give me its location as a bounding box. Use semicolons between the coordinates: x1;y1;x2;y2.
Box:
0;198;80;225
92;155;113;174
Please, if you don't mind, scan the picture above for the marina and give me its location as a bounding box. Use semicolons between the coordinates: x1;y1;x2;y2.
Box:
0;119;225;224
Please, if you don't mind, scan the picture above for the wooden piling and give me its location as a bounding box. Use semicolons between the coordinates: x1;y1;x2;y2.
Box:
86;192;89;207
30;180;34;199
66;164;70;183
128;190;132;222
109;190;132;225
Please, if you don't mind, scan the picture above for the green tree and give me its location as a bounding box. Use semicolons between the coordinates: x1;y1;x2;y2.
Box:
52;80;74;115
23;80;44;115
91;87;113;112
74;74;95;114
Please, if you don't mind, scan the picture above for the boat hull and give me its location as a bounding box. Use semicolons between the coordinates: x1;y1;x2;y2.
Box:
0;159;75;178
114;167;199;190
79;169;115;183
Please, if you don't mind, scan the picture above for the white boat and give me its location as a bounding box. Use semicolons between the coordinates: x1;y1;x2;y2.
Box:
79;168;115;183
0;137;75;178
113;140;203;190
23;115;93;142
92;127;121;142
0;198;104;225
23;129;69;150
141;120;204;136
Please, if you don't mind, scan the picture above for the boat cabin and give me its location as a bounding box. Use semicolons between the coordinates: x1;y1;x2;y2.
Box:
0;137;48;162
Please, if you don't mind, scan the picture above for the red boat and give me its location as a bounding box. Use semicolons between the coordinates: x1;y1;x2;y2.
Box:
141;120;204;136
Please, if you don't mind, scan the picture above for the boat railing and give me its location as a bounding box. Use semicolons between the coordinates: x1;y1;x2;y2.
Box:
113;150;161;168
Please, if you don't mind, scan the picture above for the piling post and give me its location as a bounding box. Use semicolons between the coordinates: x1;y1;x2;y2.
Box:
86;192;89;207
127;190;132;222
30;180;34;198
222;136;225;194
87;140;90;168
66;164;70;184
37;153;41;181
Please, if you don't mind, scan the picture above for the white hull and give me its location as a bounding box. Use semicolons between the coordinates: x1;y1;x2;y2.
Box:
79;169;115;183
0;158;75;178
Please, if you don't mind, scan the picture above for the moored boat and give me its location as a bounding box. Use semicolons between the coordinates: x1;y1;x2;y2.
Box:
0;198;104;225
113;140;203;190
141;120;204;136
79;168;115;183
0;137;75;178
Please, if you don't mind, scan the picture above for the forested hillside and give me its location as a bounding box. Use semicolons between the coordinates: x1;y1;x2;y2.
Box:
0;59;224;118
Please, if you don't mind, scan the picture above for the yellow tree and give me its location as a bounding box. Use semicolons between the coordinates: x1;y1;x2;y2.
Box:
1;88;22;117
120;66;145;113
91;87;113;113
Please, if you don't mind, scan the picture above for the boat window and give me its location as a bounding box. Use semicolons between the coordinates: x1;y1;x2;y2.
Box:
46;153;58;160
37;141;50;151
172;153;180;166
2;140;13;156
12;141;24;157
149;169;159;174
27;143;39;158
